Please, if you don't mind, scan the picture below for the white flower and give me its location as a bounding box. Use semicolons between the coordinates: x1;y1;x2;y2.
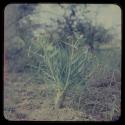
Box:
79;34;84;38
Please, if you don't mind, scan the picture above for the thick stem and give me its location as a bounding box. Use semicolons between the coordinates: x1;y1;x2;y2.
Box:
55;90;66;109
54;82;71;109
54;75;72;109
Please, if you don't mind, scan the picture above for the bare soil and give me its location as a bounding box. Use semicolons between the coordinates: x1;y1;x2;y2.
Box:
4;72;121;121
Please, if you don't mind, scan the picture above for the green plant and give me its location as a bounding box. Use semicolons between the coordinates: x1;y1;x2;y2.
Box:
27;35;100;108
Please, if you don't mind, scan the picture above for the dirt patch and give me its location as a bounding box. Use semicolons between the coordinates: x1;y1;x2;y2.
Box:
4;73;120;121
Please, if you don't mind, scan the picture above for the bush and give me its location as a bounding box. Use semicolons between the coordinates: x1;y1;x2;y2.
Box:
27;35;101;108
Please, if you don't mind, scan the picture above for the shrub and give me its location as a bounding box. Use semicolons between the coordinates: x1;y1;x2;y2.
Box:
27;35;100;108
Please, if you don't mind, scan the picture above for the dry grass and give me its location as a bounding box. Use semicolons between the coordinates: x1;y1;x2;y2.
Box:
4;73;94;121
4;70;121;121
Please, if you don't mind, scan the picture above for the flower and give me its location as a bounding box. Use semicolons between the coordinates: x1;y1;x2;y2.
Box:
79;34;84;38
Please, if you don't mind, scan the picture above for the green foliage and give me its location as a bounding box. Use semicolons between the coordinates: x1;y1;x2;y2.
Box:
27;35;100;93
4;4;121;119
6;37;28;72
7;37;25;56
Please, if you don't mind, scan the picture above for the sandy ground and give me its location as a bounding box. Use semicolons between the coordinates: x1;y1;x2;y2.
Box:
4;73;94;121
4;72;120;121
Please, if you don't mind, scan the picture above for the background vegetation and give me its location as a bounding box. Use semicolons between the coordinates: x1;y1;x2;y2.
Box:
4;4;121;121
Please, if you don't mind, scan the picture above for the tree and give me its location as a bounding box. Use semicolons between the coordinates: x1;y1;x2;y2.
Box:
17;4;114;52
54;4;113;52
